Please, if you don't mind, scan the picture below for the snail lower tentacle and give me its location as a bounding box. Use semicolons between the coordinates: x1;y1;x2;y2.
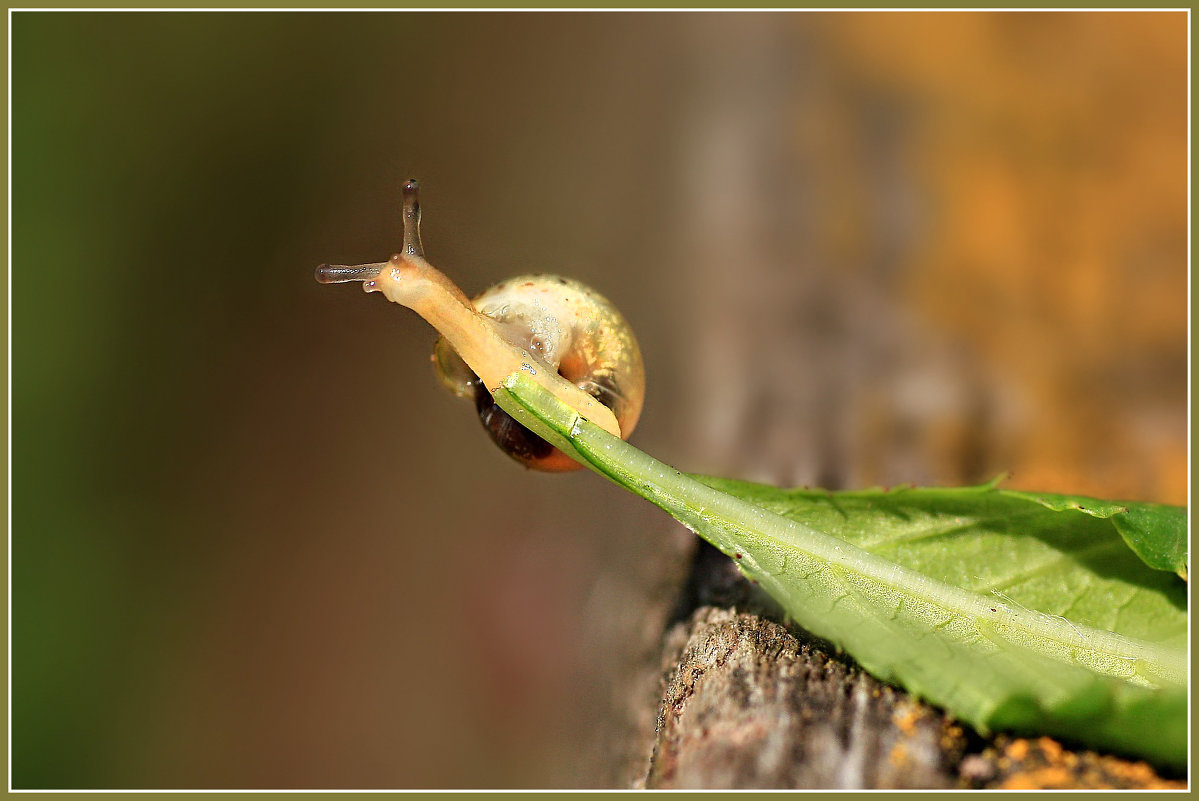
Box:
314;262;386;284
315;179;644;471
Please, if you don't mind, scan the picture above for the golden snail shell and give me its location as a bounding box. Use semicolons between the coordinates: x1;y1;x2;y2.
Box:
316;180;645;472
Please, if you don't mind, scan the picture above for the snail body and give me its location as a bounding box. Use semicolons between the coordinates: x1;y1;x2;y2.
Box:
316;180;645;471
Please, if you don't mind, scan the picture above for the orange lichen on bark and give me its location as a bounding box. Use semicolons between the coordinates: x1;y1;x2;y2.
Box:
891;705;920;736
974;735;1185;790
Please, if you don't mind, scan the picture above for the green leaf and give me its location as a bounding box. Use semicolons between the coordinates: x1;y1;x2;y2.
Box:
689;478;1187;655
996;488;1188;580
496;374;1188;769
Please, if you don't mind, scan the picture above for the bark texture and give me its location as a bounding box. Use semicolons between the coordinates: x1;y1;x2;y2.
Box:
647;607;963;789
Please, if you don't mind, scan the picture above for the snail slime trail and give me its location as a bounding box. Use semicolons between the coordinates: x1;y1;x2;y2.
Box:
315;179;645;471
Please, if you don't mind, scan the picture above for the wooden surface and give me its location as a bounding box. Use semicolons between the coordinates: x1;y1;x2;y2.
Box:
645;538;961;791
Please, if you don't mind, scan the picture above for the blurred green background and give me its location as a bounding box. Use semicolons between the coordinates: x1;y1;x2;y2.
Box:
11;11;1187;789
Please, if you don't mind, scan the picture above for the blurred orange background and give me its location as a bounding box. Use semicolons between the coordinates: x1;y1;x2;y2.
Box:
11;11;1187;789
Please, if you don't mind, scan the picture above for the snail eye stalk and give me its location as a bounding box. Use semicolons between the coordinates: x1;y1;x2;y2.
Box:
401;178;424;259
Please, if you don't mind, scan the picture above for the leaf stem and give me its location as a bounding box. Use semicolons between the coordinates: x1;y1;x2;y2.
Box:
498;374;1186;689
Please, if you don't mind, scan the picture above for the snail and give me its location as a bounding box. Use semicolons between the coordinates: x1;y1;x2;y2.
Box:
315;179;645;471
